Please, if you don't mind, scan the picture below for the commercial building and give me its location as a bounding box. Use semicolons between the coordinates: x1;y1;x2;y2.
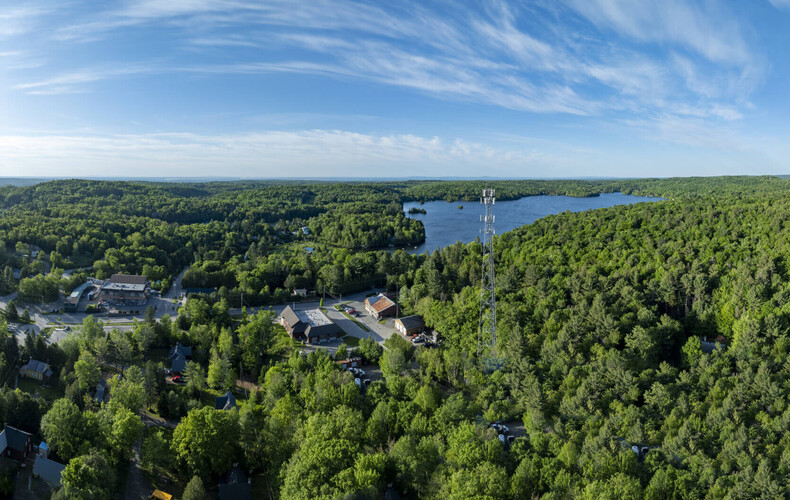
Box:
65;281;93;312
364;294;398;320
279;306;343;344
100;274;150;306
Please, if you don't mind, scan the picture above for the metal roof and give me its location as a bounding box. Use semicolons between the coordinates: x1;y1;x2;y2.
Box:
33;456;65;487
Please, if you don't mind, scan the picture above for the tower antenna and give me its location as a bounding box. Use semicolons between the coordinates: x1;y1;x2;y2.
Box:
478;188;498;364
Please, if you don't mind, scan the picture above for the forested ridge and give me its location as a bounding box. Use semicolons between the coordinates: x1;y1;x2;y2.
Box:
0;176;789;497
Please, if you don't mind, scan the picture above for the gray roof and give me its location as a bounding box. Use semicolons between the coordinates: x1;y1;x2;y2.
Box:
21;359;52;377
396;315;425;330
94;379;107;403
4;426;31;452
215;390;237;410
171;358;187;373
169;343;192;359
218;468;251;500
33;456;65;487
280;306;306;334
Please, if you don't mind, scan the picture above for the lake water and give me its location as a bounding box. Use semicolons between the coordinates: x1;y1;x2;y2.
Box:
403;192;662;254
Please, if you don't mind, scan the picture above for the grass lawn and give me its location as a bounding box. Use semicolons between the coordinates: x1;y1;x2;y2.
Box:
343;336;360;347
17;377;62;402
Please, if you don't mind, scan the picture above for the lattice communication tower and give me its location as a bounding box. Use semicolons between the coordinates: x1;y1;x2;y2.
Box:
478;188;498;360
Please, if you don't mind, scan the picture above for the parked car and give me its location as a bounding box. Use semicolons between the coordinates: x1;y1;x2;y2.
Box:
171;375;183;383
411;336;425;344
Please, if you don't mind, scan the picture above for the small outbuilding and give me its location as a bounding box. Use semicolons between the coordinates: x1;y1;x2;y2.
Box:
215;390;237;411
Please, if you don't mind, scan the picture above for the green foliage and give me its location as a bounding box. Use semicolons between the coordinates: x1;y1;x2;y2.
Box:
172;406;240;478
183;475;209;500
61;449;116;499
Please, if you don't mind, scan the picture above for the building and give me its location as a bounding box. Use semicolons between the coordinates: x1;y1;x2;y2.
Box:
33;455;66;487
100;274;150;306
94;378;107;404
395;315;425;336
364;294;398;320
279;306;343;344
168;343;192;373
701;335;728;354
20;359;53;383
0;425;33;462
336;357;362;370
215;390;237;411
218;467;252;500
65;281;93;312
292;288;308;297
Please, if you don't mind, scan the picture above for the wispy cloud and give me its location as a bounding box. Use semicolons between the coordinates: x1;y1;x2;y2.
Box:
23;0;757;125
0;130;561;178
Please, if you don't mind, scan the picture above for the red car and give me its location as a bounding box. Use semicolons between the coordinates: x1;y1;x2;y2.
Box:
171;375;183;383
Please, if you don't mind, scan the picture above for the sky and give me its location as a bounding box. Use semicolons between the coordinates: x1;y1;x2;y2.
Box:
2;0;790;179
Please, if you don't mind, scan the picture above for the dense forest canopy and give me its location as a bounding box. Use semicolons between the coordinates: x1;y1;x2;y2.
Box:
0;176;790;497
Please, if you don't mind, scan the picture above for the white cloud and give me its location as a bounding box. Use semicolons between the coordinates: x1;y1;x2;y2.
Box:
0;130;561;178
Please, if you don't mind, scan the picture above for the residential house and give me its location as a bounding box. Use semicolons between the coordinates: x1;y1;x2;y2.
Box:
278;306;343;344
20;359;53;383
292;288;308;297
0;425;33;462
336;357;362;370
100;273;150;306
364;294;398;320
218;467;252;500
701;335;728;354
394;315;425;336
168;343;192;373
33;455;66;488
215;390;237;411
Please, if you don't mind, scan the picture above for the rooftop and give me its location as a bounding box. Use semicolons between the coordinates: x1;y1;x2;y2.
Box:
295;309;332;327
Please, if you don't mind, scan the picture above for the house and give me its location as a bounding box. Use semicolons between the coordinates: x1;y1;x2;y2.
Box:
364;294;398;320
395;315;425;336
168;343;192;373
33;455;66;487
336;357;362;369
278;306;343;344
215;390;237;411
20;359;53;383
100;273;150;306
701;335;728;354
94;378;107;404
292;288;308;297
0;425;33;462
218;467;252;500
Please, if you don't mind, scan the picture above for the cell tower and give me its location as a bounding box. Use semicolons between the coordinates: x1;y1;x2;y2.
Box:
478;188;497;359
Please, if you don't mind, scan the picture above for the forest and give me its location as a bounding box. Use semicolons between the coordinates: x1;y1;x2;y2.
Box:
0;176;788;498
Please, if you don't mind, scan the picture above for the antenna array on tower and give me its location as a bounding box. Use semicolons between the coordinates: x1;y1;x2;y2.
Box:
478;188;498;364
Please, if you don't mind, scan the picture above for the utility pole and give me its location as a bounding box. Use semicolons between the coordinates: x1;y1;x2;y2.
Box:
478;188;497;360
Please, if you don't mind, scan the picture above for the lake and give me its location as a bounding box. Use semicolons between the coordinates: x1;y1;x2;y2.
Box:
403;192;662;254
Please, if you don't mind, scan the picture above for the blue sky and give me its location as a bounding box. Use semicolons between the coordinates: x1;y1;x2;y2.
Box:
2;0;790;178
